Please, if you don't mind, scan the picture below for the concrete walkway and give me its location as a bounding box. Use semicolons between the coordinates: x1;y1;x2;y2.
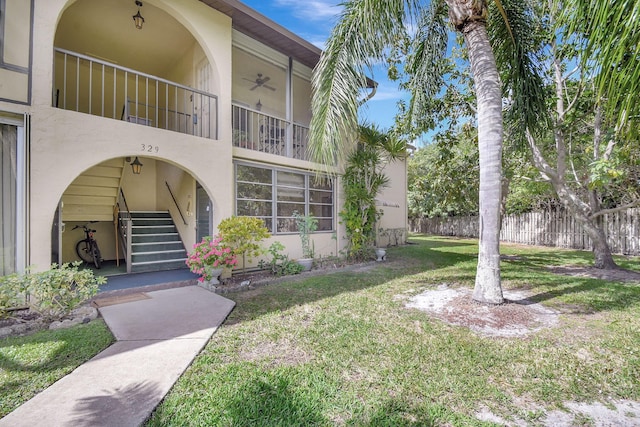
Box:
0;286;235;427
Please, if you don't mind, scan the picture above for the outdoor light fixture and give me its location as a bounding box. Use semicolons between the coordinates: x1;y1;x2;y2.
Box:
130;156;143;174
256;99;262;111
133;1;145;30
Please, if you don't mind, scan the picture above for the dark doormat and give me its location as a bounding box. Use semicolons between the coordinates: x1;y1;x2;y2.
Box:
93;292;151;308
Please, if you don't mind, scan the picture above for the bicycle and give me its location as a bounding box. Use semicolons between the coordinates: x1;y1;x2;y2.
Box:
73;223;102;269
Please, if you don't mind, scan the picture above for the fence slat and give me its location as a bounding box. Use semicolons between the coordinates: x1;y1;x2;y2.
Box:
410;207;640;256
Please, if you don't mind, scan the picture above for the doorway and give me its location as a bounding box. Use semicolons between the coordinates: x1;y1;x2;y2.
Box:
196;183;212;241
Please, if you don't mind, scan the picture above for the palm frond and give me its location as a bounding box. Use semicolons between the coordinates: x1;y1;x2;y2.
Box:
402;0;449;133
358;123;408;160
563;0;640;135
488;0;549;140
309;0;413;172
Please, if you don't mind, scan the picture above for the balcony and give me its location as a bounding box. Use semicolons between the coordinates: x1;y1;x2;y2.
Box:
232;103;310;161
53;48;219;139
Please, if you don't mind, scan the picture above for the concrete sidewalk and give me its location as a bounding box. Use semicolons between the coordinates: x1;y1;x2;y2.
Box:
0;286;235;427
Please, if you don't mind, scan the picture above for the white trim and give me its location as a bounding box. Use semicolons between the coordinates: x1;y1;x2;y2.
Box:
291;60;312;80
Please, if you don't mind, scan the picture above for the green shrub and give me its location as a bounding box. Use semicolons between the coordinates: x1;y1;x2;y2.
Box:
293;211;318;258
217;216;271;270
259;242;304;276
0;262;104;319
0;271;30;319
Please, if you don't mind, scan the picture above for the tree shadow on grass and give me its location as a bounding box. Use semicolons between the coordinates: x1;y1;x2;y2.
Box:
349;398;439;426
0;323;113;417
224;238;479;326
523;279;640;313
199;373;327;426
0;323;113;374
500;251;640;312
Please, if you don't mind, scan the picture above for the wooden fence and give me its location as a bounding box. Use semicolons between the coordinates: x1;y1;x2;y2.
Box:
409;208;640;255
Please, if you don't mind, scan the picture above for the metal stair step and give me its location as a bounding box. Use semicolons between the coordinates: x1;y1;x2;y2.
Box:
129;211;172;218
132;233;181;243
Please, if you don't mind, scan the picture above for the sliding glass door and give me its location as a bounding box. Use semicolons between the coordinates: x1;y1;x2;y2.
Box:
1;118;26;275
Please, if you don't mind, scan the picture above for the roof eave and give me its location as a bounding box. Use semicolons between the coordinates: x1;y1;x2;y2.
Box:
199;0;322;69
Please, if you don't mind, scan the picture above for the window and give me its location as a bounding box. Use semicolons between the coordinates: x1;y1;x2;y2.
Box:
235;163;334;233
1;122;17;275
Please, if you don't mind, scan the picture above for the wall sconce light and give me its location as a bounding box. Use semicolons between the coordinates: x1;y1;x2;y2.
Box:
130;156;143;175
133;1;145;30
256;99;262;111
186;195;193;217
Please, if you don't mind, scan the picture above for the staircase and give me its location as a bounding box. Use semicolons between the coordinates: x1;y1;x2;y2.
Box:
61;159;124;222
127;211;188;273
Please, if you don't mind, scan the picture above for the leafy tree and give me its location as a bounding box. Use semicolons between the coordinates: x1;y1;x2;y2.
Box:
408;126;480;218
516;2;640;268
408;124;556;219
341;124;405;260
310;0;545;304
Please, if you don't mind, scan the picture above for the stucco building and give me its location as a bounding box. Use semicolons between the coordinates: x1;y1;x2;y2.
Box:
0;0;407;277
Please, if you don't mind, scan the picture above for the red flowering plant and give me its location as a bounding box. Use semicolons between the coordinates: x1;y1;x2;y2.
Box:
186;236;238;282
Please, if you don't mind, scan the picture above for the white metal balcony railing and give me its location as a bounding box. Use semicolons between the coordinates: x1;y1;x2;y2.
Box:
232;103;310;160
53;48;218;139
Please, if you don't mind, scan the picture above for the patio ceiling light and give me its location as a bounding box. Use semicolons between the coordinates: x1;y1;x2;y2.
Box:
133;1;145;30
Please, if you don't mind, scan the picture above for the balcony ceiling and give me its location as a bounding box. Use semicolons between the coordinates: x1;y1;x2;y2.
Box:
199;0;322;69
55;0;196;77
55;0;322;77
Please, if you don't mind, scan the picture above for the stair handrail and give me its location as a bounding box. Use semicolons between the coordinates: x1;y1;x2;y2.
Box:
165;181;188;226
116;188;133;273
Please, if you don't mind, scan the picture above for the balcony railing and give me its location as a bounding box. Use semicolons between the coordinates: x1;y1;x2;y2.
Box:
232;103;310;161
53;48;218;139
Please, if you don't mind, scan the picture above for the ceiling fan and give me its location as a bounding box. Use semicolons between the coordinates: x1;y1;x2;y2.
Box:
244;73;276;91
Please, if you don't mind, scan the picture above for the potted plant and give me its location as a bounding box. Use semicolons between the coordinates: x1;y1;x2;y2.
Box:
293;211;318;271
375;227;389;261
233;129;250;148
186;236;238;289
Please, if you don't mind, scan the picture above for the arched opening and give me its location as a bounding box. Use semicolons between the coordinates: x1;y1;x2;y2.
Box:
52;157;216;276
53;0;219;139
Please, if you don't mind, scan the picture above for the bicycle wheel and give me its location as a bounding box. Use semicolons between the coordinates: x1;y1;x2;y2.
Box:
75;239;94;264
91;242;102;269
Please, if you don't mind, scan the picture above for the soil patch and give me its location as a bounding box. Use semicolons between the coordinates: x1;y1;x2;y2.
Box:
212;261;381;294
405;284;559;338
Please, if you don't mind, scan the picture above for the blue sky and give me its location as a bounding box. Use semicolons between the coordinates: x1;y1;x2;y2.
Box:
240;0;409;135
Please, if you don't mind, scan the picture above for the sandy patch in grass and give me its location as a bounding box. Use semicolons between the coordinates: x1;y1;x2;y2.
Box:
476;399;640;426
405;284;559;338
405;285;640;425
239;339;313;367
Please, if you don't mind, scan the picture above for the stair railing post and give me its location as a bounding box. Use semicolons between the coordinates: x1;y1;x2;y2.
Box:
126;218;132;274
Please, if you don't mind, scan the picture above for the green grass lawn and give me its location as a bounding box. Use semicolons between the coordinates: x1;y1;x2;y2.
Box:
0;320;114;417
147;236;640;426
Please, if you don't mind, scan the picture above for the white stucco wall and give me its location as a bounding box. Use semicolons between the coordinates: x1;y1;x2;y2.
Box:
1;0;408;272
376;158;409;246
25;0;234;270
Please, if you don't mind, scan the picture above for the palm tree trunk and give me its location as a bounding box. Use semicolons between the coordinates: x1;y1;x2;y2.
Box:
464;20;504;305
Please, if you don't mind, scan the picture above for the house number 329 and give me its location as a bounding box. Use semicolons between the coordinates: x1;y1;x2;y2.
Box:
141;144;159;153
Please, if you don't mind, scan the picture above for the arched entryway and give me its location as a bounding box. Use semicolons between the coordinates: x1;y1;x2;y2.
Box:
52;157;215;276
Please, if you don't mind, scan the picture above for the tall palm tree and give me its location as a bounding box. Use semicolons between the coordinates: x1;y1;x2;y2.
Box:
309;0;545;304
